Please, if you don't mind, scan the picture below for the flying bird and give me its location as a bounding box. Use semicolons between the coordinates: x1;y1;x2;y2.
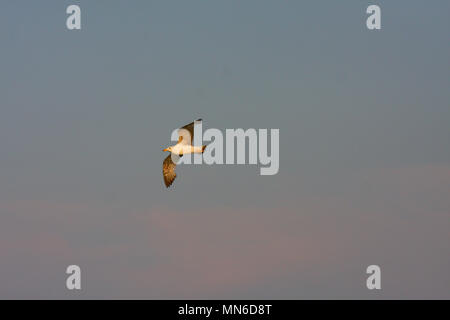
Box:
162;119;206;188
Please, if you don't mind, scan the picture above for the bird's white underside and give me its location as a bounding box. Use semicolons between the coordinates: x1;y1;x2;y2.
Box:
163;119;203;187
170;143;204;155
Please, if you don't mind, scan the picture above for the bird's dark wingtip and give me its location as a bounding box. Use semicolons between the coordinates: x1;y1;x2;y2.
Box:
195;118;202;122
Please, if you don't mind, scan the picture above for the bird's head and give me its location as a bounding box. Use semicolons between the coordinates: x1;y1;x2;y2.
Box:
163;146;172;152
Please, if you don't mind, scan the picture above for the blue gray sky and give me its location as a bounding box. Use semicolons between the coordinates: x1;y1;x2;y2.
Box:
0;1;449;298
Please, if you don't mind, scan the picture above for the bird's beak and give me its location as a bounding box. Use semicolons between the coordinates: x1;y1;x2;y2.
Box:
163;148;168;152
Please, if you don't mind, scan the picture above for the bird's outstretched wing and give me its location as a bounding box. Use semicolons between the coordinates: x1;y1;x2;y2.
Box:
178;118;202;145
163;154;178;187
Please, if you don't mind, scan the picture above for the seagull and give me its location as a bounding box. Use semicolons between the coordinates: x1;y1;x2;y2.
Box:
162;119;206;188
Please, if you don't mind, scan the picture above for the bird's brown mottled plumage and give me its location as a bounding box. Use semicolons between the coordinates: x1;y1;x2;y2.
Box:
178;119;201;145
163;119;203;188
162;154;178;187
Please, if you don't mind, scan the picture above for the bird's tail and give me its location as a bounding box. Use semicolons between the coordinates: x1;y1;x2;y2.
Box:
202;145;207;153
